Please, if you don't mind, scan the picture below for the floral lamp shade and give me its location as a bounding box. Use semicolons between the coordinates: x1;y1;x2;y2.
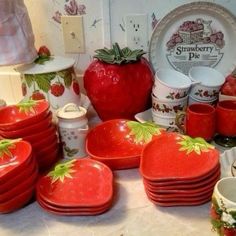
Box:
0;0;38;66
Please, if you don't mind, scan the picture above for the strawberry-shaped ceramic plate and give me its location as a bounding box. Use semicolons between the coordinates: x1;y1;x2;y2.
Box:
140;132;219;181
146;189;213;202
37;192;113;210
37;158;113;207
0;140;33;183
143;169;220;191
143;164;220;186
37;194;112;213
0;100;49;131
86;119;165;169
37;198;111;216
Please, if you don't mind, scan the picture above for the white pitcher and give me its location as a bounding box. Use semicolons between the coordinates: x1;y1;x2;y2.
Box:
56;103;88;159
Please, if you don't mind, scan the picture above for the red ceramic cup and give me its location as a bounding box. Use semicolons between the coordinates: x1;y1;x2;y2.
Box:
177;104;216;141
216;100;236;137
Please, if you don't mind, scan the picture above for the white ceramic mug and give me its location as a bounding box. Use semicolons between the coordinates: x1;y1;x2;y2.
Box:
153;69;192;100
189;66;225;101
57;103;88;159
211;177;236;235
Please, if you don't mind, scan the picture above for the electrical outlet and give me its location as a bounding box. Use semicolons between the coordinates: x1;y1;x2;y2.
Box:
125;14;148;50
61;16;85;53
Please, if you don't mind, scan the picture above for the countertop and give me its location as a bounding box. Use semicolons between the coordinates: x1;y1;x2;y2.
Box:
0;167;216;236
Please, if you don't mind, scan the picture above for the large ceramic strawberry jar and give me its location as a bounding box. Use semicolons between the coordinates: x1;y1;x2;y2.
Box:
17;48;81;112
83;43;154;120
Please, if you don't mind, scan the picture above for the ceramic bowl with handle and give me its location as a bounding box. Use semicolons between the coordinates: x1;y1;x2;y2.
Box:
153;69;192;100
189;66;225;101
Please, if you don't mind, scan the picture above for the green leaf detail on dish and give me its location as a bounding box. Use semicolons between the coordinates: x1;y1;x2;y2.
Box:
47;159;77;183
178;135;214;155
16;99;39;114
127;121;163;144
0;139;21;158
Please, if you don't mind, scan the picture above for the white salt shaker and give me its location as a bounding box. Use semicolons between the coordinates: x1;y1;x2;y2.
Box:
56;103;88;159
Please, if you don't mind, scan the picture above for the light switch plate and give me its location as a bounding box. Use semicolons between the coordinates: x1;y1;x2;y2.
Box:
61;16;85;53
125;14;148;51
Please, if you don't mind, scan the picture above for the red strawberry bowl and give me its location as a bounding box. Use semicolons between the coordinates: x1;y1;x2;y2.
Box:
0;140;33;182
0;112;52;138
86;119;165;169
23;125;57;143
0;100;49;131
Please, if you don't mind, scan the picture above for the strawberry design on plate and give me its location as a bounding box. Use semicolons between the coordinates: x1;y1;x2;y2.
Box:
50;82;65;97
36;158;113;207
140;132;220;181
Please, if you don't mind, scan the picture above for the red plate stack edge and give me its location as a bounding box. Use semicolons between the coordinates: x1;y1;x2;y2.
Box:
0;100;60;172
0;140;38;213
140;132;220;207
36;158;114;216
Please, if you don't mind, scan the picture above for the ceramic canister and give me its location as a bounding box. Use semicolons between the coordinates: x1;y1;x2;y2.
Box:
17;56;81;112
56;103;88;159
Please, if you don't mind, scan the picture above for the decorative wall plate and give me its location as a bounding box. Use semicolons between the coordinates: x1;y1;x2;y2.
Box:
149;2;236;76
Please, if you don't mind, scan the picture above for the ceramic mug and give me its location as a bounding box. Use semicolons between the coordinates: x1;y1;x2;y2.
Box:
189;66;225;101
216;100;236;137
176;103;216;141
211;177;236;236
153;69;192;100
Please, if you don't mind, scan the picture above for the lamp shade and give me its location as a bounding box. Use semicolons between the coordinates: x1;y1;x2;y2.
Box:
0;0;37;66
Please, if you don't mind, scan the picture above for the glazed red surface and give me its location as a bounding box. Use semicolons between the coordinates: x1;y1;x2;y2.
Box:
0;112;52;138
86;119;149;169
216;100;236;137
0;141;32;180
140;133;219;180
84;58;154;120
37;158;113;207
185;104;216;141
0;100;49;130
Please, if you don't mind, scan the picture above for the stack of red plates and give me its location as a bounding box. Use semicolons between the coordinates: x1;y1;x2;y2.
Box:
0;100;60;172
0;140;38;213
36;158;113;215
140;132;220;207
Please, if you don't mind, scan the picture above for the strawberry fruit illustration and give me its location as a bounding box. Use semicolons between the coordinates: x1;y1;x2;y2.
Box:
50;82;65;97
72;79;80;95
31;90;45;100
84;43;154;120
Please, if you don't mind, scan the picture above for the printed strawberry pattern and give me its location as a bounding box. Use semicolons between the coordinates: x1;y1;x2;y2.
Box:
166;91;187;100
194;89;219;98
24;67;78;100
152;102;185;114
211;196;236;236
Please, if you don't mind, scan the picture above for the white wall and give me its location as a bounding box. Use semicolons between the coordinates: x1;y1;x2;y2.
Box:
1;0;236;104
